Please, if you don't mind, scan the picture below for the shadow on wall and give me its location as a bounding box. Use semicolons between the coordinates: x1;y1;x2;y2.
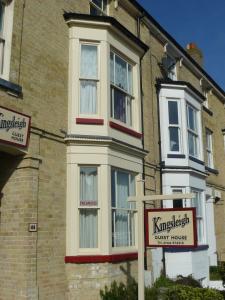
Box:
0;151;23;194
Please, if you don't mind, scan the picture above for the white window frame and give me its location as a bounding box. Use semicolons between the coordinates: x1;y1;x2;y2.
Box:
167;99;182;154
89;0;108;16
206;129;214;168
78;165;100;249
79;42;100;116
191;189;205;245
111;168;137;248
110;51;134;127
187;103;199;158
0;0;14;80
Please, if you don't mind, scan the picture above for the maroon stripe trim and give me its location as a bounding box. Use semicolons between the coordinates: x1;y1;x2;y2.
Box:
65;252;138;264
109;121;142;138
76;118;104;125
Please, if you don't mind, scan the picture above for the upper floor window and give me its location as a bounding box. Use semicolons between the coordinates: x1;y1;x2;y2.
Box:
206;129;213;168
80;44;98;115
162;55;177;80
0;0;14;80
187;104;199;157
111;168;136;247
168;100;181;152
90;0;107;16
79;166;98;248
110;51;133;126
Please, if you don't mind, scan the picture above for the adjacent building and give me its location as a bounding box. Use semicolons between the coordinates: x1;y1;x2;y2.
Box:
0;1;225;299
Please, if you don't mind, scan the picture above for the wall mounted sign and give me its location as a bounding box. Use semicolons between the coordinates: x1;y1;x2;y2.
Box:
0;106;31;148
145;208;197;248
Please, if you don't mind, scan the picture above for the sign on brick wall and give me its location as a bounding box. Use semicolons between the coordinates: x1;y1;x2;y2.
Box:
0;106;31;148
145;208;197;248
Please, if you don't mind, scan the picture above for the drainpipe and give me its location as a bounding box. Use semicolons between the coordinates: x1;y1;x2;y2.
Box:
137;13;148;271
155;79;166;276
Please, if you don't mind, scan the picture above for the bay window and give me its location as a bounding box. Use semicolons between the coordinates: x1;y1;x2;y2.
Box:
168;100;180;152
90;0;107;16
206;129;213;168
191;189;204;244
111;169;136;247
110;51;133;126
79;166;98;248
187;104;199;157
80;44;98;115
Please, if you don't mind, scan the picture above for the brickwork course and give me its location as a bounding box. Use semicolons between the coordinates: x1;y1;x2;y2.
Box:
0;1;225;299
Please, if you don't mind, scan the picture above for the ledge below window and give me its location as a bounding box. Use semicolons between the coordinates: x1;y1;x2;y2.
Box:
164;245;209;253
65;252;138;264
189;156;205;165
109;121;142;139
76;118;104;125
167;154;186;159
205;166;219;175
203;105;213;116
0;78;22;97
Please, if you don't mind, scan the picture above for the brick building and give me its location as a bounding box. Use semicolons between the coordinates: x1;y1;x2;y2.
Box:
0;1;225;299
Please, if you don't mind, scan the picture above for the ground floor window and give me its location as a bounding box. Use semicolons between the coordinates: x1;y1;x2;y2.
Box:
111;168;136;247
79;166;98;248
191;189;204;244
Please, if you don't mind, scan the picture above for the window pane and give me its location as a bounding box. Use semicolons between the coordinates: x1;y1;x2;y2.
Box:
188;132;197;156
80;80;97;114
116;171;129;209
81;45;97;79
115;55;127;91
128;64;133;94
80;167;97;206
113;210;128;246
111;169;116;207
113;88;126;123
92;0;102;8
168;101;178;124
0;3;4;33
187;106;196;131
79;209;98;248
169;127;179;151
110;52;114;84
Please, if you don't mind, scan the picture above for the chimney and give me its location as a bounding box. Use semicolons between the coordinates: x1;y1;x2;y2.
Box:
186;43;203;67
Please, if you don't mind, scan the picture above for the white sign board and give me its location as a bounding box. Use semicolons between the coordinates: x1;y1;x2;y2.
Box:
0;106;31;148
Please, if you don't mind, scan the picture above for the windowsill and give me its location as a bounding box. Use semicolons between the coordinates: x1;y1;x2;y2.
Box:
189;156;205;165
76;118;104;125
205;166;219;175
203;105;213;116
167;154;186;159
109;121;142;139
65;252;138;263
0;78;22;97
164;244;209;252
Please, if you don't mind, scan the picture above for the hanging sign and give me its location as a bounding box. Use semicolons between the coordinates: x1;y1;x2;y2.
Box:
145;208;197;248
0;106;31;148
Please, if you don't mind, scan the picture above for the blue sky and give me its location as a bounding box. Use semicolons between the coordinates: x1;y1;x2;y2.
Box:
138;0;225;91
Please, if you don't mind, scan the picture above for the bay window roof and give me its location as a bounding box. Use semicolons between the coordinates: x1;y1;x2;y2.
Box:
63;12;149;55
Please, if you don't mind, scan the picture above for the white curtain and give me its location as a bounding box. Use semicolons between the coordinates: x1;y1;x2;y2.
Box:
80;209;98;248
79;167;98;248
81;45;97;79
115;55;127;92
114;171;136;246
80;80;97;114
80;45;97;114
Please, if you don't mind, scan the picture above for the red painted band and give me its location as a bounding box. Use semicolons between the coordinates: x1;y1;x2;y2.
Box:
76;118;104;125
65;252;138;264
109;121;142;138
